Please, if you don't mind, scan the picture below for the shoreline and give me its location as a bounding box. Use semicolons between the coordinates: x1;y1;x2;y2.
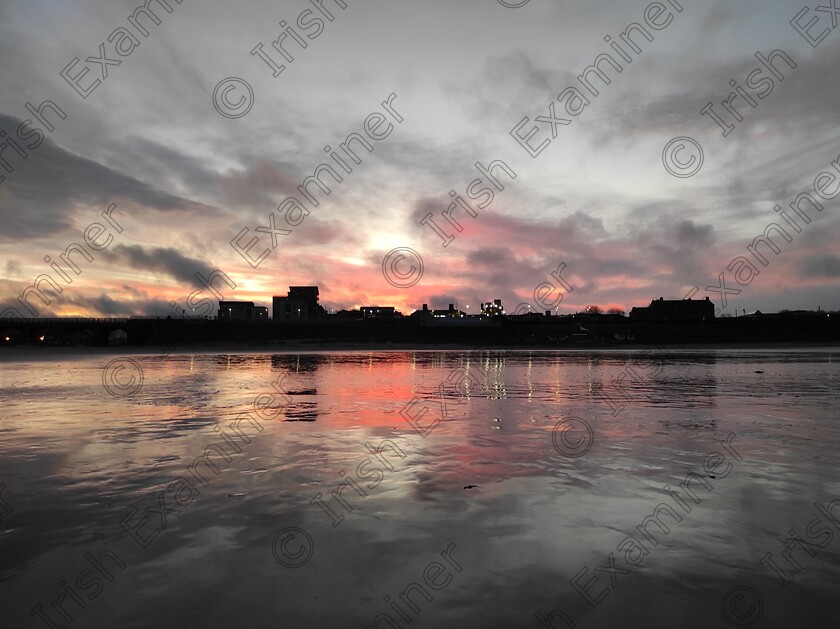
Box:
1;340;838;360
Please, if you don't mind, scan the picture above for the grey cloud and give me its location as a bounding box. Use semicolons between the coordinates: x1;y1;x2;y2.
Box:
466;247;515;267
675;219;716;248
799;254;840;278
0;113;220;242
100;245;215;287
59;294;176;318
219;159;305;210
410;195;449;225
4;259;21;277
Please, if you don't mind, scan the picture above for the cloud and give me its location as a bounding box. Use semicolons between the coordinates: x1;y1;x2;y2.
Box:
675;219;716;248
0;113;219;243
799;254;840;278
466;247;515;267
100;245;215;286
218;159;306;211
4;259;21;278
57;293;177;318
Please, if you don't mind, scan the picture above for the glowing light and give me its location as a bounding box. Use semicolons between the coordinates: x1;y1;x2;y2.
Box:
338;256;366;267
368;231;408;252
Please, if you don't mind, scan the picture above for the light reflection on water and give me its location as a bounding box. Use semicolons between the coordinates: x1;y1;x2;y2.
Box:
0;348;838;628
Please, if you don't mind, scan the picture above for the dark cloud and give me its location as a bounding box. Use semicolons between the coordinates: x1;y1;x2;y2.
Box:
219;160;303;209
409;195;449;225
0;113;219;242
58;293;176;318
116;136;218;197
638;216;719;281
675;219;716;248
4;259;21;277
466;247;515;267
799;255;840;278
100;245;215;287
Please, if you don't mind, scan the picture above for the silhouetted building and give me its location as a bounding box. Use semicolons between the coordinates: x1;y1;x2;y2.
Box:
410;304;433;319
218;301;268;320
361;306;396;318
481;299;504;316
629;297;715;321
432;304;463;318
273;286;325;320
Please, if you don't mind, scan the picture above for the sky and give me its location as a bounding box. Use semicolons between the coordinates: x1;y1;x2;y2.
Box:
1;0;839;318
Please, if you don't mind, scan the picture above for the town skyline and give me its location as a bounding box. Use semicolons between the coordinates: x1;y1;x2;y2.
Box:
5;278;837;322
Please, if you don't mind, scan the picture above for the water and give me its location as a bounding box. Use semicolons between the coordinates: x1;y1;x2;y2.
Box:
0;348;838;628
